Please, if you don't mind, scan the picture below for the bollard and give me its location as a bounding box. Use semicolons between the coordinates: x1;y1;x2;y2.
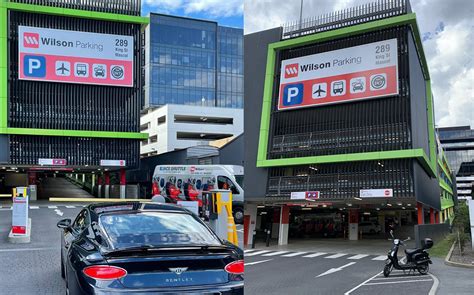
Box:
265;229;271;247
251;230;256;249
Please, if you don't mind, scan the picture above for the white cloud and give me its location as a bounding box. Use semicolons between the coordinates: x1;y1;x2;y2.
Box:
144;0;243;17
244;0;474;127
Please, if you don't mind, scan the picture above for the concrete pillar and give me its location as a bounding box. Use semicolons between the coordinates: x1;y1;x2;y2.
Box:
91;174;96;196
82;173;85;184
271;208;280;239
120;168;126;199
104;172;110;199
430;208;435;224
278;205;290;246
244;203;258;247
417;202;424;225
75;174;78;181
97;175;102;198
348;209;359;240
28;172;37;201
435;211;440;224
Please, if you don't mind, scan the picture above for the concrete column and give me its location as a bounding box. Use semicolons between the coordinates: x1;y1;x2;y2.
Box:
430;208;435;224
348;209;359;240
120;168;126;199
97;175;102;198
82;173;85;184
417;202;424;225
271;208;280;239
28;172;37;201
91;174;96;196
244;203;258;247
75;174;78;181
278;205;290;246
435;211;440;224
104;172;110;199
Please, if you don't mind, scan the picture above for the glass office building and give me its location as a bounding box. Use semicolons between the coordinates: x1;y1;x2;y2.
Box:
145;14;243;109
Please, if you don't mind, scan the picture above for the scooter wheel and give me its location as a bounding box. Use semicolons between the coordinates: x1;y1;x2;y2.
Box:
417;263;429;275
383;263;392;277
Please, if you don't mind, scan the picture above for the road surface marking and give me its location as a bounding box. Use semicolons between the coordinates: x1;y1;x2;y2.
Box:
372;276;430;281
262;251;289;256
0;247;57;252
364;279;433;286
48;206;58;209
303;252;327;258
344;271;382;294
54;209;64;217
244;259;273;266
245;250;272;256
29;206;39;209
281;252;307;257
372;255;387;260
0;207;12;210
65;205;76;209
348;254;369;260
325;253;347;259
429;273;440;295
316;262;357;278
244;249;257;253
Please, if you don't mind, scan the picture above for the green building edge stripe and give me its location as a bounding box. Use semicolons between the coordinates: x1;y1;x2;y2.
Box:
0;3;6;129
1;128;149;140
438;159;452;183
441;198;454;210
1;1;149;24
257;13;437;177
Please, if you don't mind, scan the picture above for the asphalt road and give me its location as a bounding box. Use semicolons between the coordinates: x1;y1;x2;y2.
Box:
0;203;243;295
244;248;436;295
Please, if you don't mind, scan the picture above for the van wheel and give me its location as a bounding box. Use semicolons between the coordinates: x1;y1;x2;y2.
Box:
233;208;244;224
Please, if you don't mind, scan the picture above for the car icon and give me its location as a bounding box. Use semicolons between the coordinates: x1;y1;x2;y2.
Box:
352;79;364;91
333;81;344;94
94;66;105;77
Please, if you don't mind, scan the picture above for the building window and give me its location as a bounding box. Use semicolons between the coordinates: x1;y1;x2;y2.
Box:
150;135;158;143
157;116;166;125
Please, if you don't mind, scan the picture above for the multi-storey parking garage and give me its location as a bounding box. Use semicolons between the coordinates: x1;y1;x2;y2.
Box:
244;0;456;247
0;0;148;199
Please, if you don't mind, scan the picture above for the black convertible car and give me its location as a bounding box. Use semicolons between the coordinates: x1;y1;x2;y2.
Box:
57;202;243;294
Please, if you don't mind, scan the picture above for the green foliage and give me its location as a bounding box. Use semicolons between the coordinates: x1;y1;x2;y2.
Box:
453;202;470;234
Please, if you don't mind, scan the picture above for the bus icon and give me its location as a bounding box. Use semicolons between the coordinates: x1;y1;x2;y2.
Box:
331;80;346;96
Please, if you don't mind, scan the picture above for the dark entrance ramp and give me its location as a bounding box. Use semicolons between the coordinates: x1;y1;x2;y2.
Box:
38;176;94;200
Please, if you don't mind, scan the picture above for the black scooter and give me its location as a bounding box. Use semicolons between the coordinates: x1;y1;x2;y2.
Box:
383;230;433;277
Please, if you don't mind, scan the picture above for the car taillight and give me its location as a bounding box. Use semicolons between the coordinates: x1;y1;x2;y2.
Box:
225;260;244;275
83;265;127;280
152;181;160;196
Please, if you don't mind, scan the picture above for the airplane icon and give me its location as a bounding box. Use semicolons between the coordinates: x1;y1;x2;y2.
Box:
55;61;70;76
312;83;327;99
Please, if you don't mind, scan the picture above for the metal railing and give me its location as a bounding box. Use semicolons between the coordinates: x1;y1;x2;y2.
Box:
282;0;410;39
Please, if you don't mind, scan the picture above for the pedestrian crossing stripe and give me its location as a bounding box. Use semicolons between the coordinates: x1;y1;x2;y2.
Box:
303;252;327;258
245;250;272;256
30;206;39;209
372;255;387;260
65;206;76;208
244;249;386;262
281;252;307;257
325;253;347;259
348;254;369;260
262;251;289;256
48;206;58;209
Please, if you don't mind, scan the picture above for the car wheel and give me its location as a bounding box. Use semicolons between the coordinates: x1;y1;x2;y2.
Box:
61;251;65;279
233;208;244;224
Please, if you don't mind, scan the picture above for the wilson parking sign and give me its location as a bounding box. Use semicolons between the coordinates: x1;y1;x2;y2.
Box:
278;39;399;110
18;26;134;87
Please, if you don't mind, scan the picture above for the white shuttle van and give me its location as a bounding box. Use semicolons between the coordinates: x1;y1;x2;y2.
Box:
152;165;244;223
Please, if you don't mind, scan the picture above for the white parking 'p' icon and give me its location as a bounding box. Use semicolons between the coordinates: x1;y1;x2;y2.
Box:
28;58;41;74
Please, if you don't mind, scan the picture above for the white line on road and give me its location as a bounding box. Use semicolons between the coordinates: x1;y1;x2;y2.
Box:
245;250;272;256
54;209;64;216
303;252;327;258
29;206;39;209
262;251;289;256
48;205;58;209
244;249;257;253
344;271;382;295
244;259;273;266
316;262;357;278
0;247;57;252
364;279;433;286
325;253;347;259
429;273;440;295
348;254;369;260
65;205;76;209
372;255;387;260
371;276;431;281
281;252;307;257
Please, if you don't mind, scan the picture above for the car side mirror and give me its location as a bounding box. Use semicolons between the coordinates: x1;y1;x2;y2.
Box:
57;219;72;229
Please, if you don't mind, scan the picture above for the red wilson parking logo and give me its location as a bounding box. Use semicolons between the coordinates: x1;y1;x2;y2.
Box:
24;32;40;48
285;63;299;78
384;190;390;196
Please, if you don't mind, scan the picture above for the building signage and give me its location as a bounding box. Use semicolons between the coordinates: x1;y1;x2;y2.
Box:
290;191;320;200
18;26;134;87
278;38;398;110
100;160;126;167
12;187;29;235
38;158;67;166
360;188;393;198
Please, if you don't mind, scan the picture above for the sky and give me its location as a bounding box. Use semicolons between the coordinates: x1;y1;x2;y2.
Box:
142;0;244;28
244;0;474;128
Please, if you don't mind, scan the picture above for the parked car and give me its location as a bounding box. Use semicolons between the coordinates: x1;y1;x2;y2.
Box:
359;221;382;234
58;202;243;295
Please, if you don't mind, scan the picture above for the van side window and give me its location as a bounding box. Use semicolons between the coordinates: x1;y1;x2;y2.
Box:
217;176;239;195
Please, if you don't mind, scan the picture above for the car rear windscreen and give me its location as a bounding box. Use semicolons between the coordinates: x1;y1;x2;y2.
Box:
99;211;222;248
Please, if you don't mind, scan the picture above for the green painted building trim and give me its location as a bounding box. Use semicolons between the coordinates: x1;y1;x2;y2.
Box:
439;178;454;195
441;197;454;211
0;1;6;129
425;80;437;174
438;159;452;183
1;1;149;24
257;13;436;177
0;127;148;140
